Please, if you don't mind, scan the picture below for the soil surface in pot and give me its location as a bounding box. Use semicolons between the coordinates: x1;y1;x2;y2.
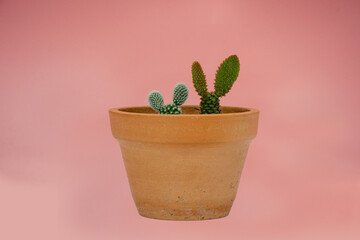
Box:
118;105;251;115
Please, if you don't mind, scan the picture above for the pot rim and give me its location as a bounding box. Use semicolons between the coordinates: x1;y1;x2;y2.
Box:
109;105;259;118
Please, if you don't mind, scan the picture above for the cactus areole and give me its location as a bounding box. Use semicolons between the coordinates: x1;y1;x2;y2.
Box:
192;55;240;114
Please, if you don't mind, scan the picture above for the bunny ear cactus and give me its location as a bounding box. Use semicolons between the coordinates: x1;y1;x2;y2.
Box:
192;55;240;114
148;83;189;114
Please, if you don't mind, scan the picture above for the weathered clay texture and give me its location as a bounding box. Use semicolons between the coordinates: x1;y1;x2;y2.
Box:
109;105;259;220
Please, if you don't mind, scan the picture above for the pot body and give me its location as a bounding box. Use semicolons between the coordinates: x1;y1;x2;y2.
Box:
109;106;259;220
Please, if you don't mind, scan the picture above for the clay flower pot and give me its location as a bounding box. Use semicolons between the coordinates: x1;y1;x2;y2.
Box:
109;105;259;220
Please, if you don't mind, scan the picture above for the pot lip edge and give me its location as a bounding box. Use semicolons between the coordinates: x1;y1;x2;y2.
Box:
109;105;259;118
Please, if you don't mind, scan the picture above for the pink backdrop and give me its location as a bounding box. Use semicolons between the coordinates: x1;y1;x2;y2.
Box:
1;0;359;239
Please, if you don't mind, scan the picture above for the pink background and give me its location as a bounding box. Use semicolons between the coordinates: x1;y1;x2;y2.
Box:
1;0;359;239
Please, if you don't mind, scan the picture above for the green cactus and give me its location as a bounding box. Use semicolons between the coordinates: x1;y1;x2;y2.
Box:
148;83;189;114
192;55;240;114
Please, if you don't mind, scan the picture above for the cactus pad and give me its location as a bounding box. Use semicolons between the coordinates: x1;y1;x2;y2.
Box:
200;92;221;114
214;55;240;97
159;104;181;114
148;91;164;112
192;62;208;96
173;82;189;106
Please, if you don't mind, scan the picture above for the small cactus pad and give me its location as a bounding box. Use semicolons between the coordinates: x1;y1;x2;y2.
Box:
173;82;189;106
159;104;181;114
148;91;164;112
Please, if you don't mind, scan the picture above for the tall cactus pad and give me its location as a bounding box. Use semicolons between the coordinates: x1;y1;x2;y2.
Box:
214;55;240;97
173;83;189;106
148;91;164;112
192;62;208;96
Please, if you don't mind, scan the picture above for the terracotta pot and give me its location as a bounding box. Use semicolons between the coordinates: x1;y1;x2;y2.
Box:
109;105;259;220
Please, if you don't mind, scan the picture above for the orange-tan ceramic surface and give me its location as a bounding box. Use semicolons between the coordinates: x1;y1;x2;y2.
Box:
109;106;259;220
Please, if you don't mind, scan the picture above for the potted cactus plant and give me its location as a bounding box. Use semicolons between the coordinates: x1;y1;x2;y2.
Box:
109;55;259;220
148;83;189;114
192;55;240;114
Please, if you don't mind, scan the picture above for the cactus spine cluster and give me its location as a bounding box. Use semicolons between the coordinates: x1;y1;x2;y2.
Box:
148;83;188;114
192;55;240;114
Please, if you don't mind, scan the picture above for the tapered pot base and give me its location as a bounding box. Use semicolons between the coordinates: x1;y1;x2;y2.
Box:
138;208;230;221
